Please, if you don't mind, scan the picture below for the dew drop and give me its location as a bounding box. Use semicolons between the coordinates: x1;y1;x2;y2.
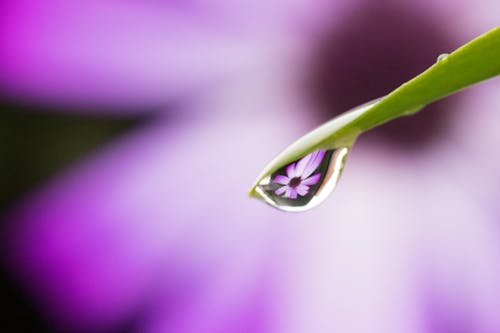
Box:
254;147;350;212
436;53;449;62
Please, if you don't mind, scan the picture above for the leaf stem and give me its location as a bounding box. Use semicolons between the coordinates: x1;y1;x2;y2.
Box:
352;27;500;132
250;27;500;198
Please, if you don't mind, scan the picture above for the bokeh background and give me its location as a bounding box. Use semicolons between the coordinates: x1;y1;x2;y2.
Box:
1;0;500;332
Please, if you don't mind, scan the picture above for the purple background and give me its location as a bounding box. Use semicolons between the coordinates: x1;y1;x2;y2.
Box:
1;0;500;332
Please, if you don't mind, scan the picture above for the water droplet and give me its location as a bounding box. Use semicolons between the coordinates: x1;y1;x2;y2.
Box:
254;147;350;212
436;53;449;62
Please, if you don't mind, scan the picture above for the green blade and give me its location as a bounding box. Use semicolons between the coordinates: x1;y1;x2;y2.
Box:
250;27;500;198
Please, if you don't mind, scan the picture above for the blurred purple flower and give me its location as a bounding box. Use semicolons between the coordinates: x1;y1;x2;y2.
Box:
2;1;500;333
274;150;325;198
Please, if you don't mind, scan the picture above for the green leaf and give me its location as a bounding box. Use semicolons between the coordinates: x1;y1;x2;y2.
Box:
249;27;500;199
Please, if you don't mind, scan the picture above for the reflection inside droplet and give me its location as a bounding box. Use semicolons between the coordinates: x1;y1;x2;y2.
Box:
255;147;349;212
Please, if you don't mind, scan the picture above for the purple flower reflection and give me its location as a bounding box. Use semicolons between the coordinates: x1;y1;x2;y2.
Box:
273;150;325;198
